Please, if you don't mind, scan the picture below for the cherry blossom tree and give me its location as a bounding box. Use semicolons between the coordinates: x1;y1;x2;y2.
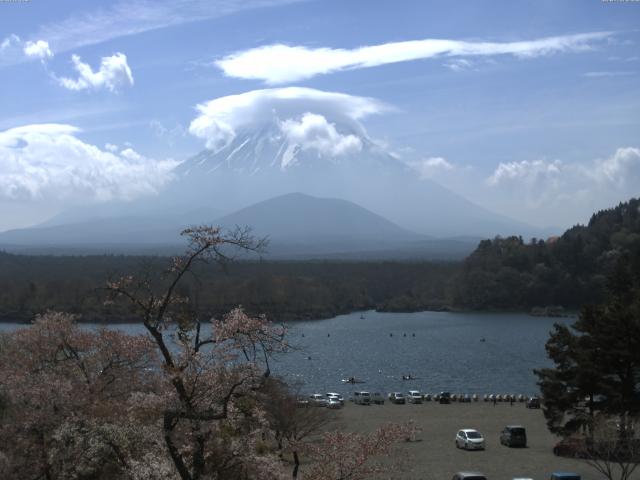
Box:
0;226;416;479
104;226;288;480
0;311;158;479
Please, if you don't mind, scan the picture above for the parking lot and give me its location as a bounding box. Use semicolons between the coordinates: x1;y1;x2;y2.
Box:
333;400;638;480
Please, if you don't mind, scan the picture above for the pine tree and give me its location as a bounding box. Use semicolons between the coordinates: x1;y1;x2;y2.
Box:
535;255;640;436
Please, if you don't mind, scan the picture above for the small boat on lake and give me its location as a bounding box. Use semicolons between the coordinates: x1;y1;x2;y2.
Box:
342;377;365;384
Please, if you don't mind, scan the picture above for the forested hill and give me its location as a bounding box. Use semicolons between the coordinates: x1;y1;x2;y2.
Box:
453;198;640;310
1;198;638;322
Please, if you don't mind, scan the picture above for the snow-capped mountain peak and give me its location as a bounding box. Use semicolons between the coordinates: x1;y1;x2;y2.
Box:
178;113;396;176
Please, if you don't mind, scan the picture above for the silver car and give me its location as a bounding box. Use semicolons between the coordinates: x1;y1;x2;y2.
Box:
455;429;485;450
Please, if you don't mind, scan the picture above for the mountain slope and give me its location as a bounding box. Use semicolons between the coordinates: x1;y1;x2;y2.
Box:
0;216;184;247
216;192;421;243
0;193;479;259
168;119;539;238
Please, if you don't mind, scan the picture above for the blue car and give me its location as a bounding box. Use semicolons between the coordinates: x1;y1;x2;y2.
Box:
550;473;581;480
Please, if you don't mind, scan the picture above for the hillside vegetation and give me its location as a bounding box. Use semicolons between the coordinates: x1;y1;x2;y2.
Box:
453;198;640;310
1;198;638;322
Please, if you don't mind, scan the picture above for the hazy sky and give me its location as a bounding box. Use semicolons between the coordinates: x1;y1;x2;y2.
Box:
1;0;639;231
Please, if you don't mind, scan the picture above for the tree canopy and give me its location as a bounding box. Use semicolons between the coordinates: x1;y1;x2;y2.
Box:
535;255;640;437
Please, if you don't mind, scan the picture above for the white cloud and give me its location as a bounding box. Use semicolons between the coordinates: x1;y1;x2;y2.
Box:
215;32;611;84
279;113;362;160
486;148;640;211
583;71;634;77
1;35;53;63
443;58;474;72
57;53;134;92
0;124;178;202
23;40;53;60
1;34;21;52
407;156;455;179
150;120;188;147
588;147;640;187
104;143;119;152
488;159;562;186
0;0;302;67
189;87;387;152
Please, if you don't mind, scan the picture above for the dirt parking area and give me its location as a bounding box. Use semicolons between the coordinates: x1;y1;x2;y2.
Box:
330;400;638;480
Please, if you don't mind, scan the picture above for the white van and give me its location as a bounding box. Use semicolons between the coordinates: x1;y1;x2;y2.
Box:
353;391;371;405
309;394;327;407
408;390;423;404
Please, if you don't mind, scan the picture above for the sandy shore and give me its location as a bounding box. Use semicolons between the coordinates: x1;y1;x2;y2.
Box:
327;400;638;480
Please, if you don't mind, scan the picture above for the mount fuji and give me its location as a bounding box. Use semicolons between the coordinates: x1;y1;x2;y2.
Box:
0;110;545;256
167;113;535;239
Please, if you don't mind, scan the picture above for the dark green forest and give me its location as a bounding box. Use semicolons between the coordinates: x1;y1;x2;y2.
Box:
454;198;640;310
1;198;638;322
0;255;456;322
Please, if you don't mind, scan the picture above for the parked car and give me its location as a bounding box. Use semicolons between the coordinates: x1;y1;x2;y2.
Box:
327;397;342;409
309;394;327;407
353;391;371;405
439;391;451;404
526;397;541;409
500;425;527;447
451;472;487;480
326;392;344;405
550;473;581;480
552;437;588;458
388;392;406;404
407;390;423;404
424;393;432;401
462;394;472;403
370;392;385;404
455;429;485;450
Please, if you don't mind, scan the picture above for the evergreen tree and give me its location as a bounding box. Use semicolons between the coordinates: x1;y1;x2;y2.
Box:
535;256;640;436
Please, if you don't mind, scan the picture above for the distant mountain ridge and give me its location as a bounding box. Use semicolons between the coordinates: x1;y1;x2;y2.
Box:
0;193;478;259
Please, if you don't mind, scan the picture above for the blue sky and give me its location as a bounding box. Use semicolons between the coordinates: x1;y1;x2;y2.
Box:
1;0;639;231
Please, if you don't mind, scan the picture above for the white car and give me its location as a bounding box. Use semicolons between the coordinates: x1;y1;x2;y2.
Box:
309;393;327;407
455;429;485;450
407;390;423;404
370;392;385;404
327;397;342;409
353;391;371;405
388;392;406;404
326;392;344;405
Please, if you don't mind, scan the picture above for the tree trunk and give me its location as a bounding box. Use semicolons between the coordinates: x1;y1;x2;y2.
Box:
292;450;300;479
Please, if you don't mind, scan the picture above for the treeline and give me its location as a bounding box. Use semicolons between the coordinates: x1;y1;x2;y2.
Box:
453;198;640;310
0;254;457;323
2;198;639;322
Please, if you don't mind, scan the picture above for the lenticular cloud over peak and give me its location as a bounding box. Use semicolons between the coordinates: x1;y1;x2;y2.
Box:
188;87;389;152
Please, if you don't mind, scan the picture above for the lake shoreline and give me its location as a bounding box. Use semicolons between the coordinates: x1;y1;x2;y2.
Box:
0;305;578;325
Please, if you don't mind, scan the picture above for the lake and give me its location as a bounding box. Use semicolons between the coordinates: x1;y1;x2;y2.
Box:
0;310;572;397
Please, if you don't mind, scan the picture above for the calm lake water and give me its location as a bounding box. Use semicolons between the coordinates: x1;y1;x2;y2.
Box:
0;310;573;397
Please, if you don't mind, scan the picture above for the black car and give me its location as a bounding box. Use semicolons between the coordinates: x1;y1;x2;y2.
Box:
500;425;527;447
452;472;487;480
439;391;451;404
526;397;541;409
